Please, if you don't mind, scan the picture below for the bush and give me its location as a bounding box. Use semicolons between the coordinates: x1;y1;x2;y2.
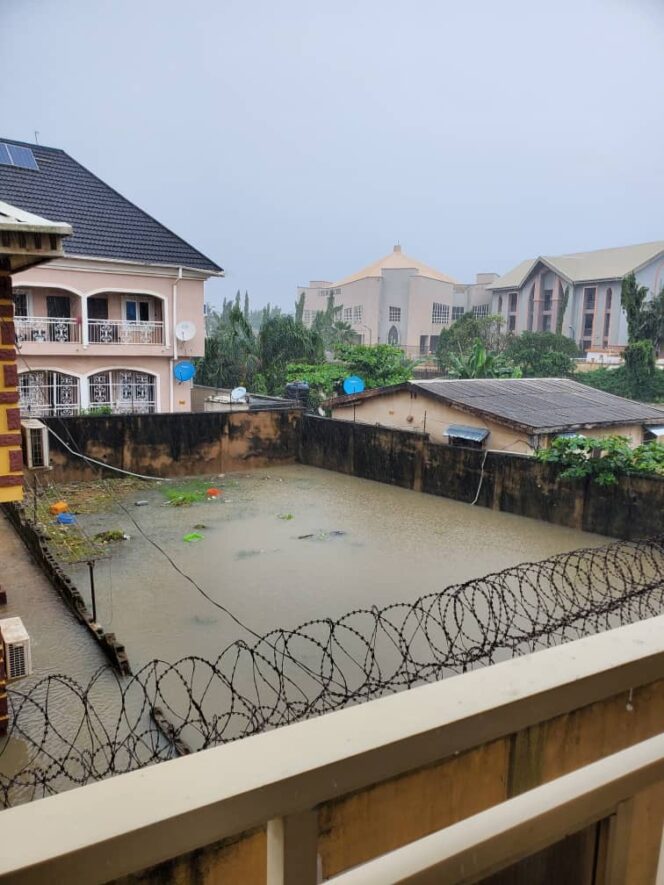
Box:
536;435;664;485
578;365;664;402
503;331;579;377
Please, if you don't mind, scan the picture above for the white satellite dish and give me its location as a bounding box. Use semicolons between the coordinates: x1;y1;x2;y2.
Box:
175;320;196;342
231;386;247;403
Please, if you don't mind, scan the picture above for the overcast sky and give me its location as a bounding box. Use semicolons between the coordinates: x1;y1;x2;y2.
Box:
2;0;664;309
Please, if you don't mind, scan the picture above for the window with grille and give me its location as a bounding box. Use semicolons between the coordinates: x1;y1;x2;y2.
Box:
12;289;29;317
509;292;518;312
389;306;401;322
432;303;449;324
343;307;352;322
472;304;489;317
584;287;596;310
452;306;465;321
543;289;553;311
353;305;362;323
303;310;312;325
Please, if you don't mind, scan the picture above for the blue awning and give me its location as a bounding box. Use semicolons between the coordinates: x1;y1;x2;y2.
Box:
646;425;664;437
446;424;489;442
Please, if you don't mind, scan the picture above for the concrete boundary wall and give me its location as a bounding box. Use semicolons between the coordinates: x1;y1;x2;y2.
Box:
299;415;664;539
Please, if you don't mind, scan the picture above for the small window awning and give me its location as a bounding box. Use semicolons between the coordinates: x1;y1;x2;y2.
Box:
645;425;664;437
446;424;489;442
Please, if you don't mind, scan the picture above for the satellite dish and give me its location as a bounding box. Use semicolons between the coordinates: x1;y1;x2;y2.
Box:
175;320;196;342
173;361;196;382
343;375;365;395
231;386;247;402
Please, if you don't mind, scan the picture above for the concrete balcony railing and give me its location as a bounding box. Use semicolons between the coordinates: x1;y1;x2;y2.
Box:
14;316;81;344
3;615;664;883
87;319;165;345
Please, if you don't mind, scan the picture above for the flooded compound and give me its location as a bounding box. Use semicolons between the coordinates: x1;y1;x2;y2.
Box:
54;464;609;667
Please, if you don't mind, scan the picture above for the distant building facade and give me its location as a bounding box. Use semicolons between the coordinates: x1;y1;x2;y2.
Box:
298;245;495;355
488;241;664;355
0;138;222;417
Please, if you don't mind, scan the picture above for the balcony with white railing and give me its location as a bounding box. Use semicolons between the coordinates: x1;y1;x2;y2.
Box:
14;316;81;345
2;615;664;883
87;319;165;346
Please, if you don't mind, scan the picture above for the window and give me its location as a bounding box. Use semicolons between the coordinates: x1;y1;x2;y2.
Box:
509;292;518;312
603;312;611;339
498;296;503;314
429;335;440;352
89;370;156;414
584;287;596;310
125;299;150;322
19;371;79;417
508;315;516;332
389;306;401;322
353;305;362;323
343;307;352;322
472;304;489;317
583;313;594;336
419;335;429;355
542;315;551;332
543;289;553;312
432;302;449;324
387;325;399;345
452;306;465;321
12;289;29;318
303;309;312;325
605;288;612;310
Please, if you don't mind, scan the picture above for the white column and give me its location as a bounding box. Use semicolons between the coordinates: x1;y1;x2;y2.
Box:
81;294;89;347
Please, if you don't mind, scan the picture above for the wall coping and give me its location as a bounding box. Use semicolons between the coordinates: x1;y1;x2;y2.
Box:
2;614;664;883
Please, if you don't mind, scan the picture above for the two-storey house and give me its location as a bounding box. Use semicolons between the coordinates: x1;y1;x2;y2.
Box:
487;241;664;355
0;138;222;416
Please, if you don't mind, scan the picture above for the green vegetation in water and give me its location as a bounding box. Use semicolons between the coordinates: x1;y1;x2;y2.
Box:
182;532;204;543
537;435;664;485
93;530;127;544
162;480;215;507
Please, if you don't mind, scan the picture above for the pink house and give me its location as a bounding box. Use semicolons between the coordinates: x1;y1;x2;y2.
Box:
0;138;222;416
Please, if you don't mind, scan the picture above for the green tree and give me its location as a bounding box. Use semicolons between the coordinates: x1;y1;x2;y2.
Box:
621;273;650;341
446;341;521;379
437;313;507;372
334;343;413;388
258;315;324;394
504;331;579;377
243;291;250;320
537;434;664;485
295;291;305;324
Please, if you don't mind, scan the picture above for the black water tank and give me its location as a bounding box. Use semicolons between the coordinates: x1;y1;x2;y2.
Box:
285;381;310;408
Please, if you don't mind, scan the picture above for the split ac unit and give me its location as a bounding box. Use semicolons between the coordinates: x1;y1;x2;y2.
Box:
0;617;32;681
21;419;49;469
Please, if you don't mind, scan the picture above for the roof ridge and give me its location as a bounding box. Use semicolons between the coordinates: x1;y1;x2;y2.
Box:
0;136;66;154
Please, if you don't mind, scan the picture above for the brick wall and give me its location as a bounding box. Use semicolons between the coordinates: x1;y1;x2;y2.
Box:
0;273;22;503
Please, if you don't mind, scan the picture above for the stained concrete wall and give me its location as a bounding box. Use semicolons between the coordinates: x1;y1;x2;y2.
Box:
299;415;664;539
38;409;302;482
112;679;664;884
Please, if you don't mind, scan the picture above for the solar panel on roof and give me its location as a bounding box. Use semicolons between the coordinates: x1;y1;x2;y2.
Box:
0;143;11;166
6;144;39;170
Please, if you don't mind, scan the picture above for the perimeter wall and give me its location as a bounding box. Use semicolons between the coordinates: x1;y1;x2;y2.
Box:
25;411;664;539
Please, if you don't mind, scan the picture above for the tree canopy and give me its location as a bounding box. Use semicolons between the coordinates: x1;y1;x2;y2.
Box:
503;331;579;377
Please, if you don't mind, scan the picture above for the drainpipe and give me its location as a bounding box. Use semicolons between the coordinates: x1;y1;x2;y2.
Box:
170;266;183;412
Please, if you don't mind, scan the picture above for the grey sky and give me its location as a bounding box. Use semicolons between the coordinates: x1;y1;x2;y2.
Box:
2;0;664;310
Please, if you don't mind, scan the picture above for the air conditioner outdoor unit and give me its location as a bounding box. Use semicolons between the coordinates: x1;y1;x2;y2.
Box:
21;419;49;469
0;617;32;681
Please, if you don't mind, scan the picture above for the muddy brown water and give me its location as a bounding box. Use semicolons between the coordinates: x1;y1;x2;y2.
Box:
0;465;611;788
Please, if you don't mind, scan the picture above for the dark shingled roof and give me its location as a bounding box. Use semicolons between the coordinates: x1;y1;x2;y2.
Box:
0;138;222;274
325;378;664;434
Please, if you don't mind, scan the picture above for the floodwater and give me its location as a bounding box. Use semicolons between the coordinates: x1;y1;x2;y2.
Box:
0;465;613;794
61;464;609;667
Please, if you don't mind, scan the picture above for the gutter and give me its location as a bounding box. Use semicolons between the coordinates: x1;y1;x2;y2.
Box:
170;266;183;412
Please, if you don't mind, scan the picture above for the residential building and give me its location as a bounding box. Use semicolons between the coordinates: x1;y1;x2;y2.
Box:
0;200;71;503
323;377;664;454
298;245;495;356
488;241;664;355
0;138;222;417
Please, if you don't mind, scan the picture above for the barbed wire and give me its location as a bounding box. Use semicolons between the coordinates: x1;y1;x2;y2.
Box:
1;534;663;807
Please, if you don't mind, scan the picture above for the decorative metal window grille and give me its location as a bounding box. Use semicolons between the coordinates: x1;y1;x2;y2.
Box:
389;306;401;322
432;303;449;324
353;305;362;323
89;371;156;414
452;306;465;321
19;371;80;417
472;304;489;317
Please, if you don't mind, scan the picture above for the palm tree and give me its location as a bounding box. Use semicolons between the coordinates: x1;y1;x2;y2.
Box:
447;341;521;379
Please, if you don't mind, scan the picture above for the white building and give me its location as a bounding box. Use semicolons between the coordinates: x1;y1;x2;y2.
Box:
298;245;495;355
488;240;664;355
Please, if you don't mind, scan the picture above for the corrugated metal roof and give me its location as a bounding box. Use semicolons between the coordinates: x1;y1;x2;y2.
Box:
0;138;222;274
489;241;664;290
412;378;664;433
